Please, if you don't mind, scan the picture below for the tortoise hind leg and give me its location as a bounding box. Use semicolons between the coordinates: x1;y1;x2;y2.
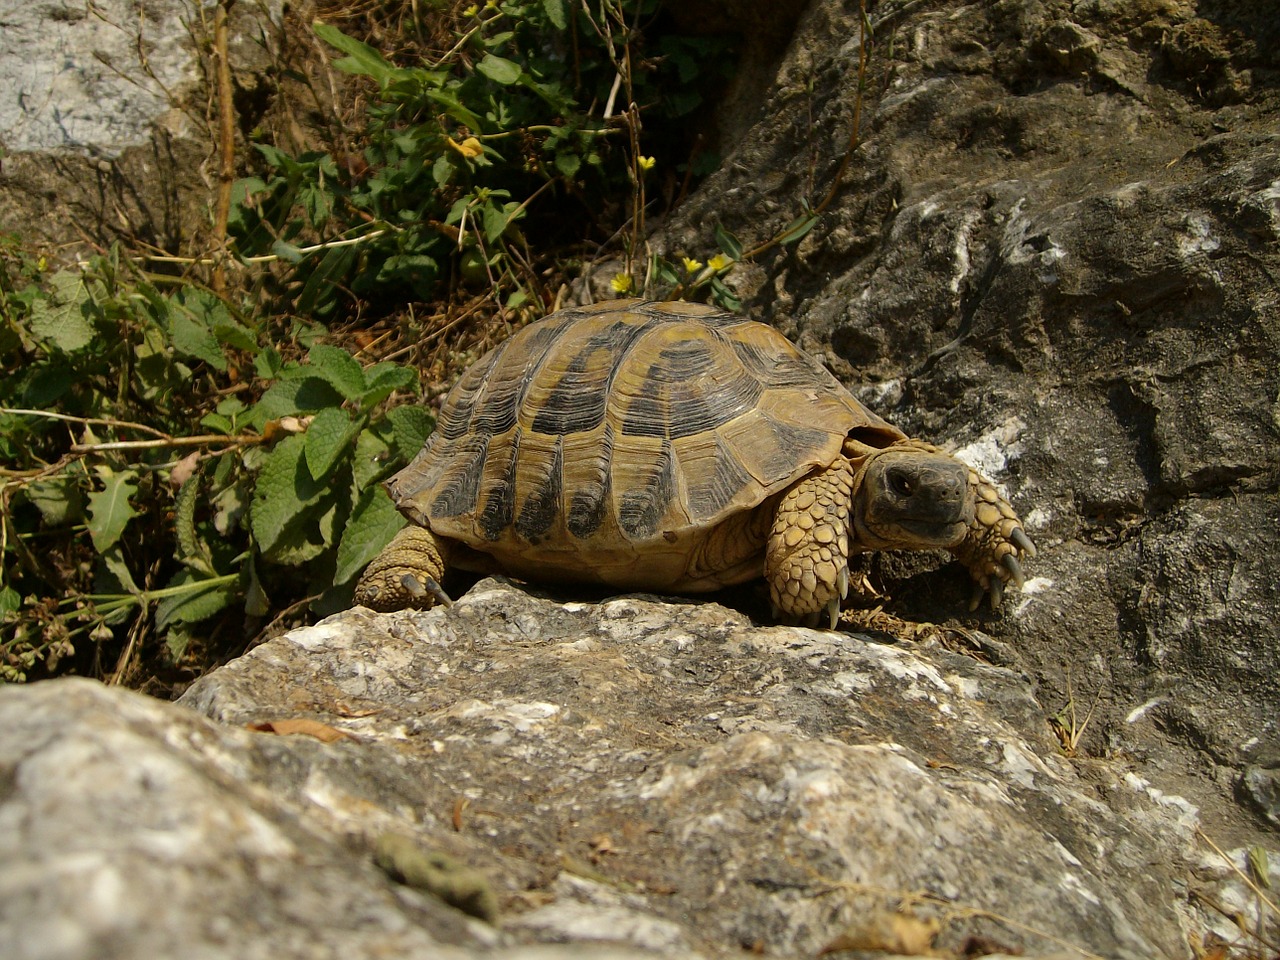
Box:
764;461;856;629
355;526;453;611
952;470;1037;610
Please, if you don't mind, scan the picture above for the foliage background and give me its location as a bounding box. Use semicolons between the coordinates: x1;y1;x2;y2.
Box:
0;0;743;690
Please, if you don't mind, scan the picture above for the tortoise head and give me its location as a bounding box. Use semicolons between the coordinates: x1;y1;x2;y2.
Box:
851;446;974;550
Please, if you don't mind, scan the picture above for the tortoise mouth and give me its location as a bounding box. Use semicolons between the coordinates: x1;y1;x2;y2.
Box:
891;518;970;547
856;454;974;548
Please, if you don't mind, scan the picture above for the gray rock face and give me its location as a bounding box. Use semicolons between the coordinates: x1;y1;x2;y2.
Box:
0;0;280;250
0;0;198;156
5;582;1275;957
653;0;1280;839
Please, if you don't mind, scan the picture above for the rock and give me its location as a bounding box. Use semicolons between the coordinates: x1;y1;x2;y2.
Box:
4;582;1276;956
0;0;281;251
650;0;1280;840
0;0;199;157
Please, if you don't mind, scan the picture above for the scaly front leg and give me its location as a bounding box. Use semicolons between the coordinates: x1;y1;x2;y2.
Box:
355;526;453;611
764;461;856;630
951;468;1036;610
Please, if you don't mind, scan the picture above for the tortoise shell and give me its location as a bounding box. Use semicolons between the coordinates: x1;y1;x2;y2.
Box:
387;299;906;591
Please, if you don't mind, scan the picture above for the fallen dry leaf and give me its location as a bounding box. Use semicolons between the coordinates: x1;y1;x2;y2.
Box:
820;909;941;956
247;719;354;743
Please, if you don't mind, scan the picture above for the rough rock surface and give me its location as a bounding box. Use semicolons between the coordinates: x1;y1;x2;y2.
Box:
5;581;1276;958
6;0;1280;955
650;0;1280;843
0;0;280;251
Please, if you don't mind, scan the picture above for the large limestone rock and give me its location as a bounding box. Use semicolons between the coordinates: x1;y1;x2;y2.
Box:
651;0;1280;837
3;582;1275;958
0;0;280;251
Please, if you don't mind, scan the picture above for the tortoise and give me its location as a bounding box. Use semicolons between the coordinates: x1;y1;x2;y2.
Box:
355;299;1035;627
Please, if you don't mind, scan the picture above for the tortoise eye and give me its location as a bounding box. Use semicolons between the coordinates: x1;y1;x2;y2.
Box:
890;471;914;497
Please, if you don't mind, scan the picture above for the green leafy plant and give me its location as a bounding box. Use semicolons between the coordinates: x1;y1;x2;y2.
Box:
0;243;427;682
0;0;867;685
230;1;735;317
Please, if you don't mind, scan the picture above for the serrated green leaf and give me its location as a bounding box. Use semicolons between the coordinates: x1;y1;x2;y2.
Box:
250;377;345;425
170;301;227;371
304;406;359;481
165;623;194;661
0;586;20;617
250;434;327;555
28;272;96;352
155;570;237;629
175;474;201;561
250;434;345;565
201;412;235;434
387;405;434;462
334;486;406;585
554;152;581;178
314;20;406;84
306;344;367;400
542;0;567;29
255;346;284;379
87;471;139;552
97;543;141;600
360;362;417;409
352;427;394;492
214;317;259;353
24;476;85;526
477;53;522;86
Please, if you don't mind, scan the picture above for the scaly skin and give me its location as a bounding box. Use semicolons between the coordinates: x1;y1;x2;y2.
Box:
954;466;1038;609
354;526;452;611
764;442;1036;627
764;460;856;628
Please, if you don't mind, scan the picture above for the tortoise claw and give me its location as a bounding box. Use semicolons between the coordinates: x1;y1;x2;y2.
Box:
988;577;1005;610
1001;552;1026;589
837;565;850;601
1011;526;1037;558
827;598;840;631
400;573;454;608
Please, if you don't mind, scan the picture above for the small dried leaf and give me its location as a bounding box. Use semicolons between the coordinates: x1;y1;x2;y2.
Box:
820;909;940;956
452;796;470;832
170;451;202;489
247;719;354;742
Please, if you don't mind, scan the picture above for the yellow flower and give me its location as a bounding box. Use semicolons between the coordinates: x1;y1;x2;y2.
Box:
682;257;703;274
636;156;656;172
708;253;733;272
447;136;484;159
610;273;634;294
462;4;478;15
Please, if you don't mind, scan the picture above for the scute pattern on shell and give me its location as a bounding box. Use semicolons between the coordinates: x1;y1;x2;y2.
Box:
387;299;904;586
